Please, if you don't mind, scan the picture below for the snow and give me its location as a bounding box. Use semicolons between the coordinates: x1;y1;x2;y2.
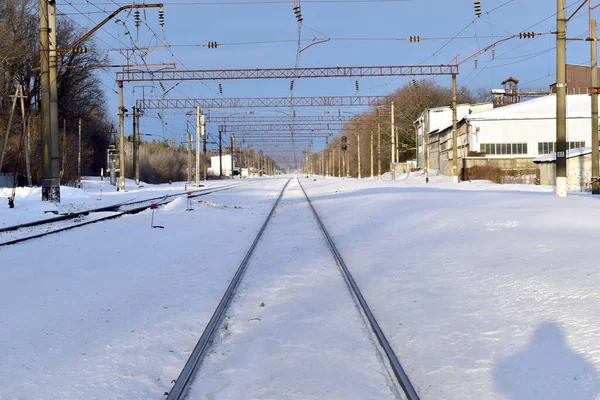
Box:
0;177;224;228
2;174;600;399
186;179;398;399
301;175;600;399
466;94;597;121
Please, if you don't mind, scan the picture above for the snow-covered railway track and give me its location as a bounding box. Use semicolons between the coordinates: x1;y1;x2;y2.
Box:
0;182;251;247
166;177;419;400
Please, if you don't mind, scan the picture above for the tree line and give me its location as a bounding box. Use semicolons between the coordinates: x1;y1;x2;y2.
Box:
0;0;112;184
311;79;491;178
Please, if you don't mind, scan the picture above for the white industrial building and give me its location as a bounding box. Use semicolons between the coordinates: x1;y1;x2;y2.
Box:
208;154;237;177
415;102;494;168
464;94;593;158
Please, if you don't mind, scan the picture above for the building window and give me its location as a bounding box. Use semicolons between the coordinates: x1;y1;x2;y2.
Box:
480;143;527;155
538;141;586;154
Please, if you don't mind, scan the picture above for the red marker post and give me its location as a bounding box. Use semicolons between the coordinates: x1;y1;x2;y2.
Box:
150;203;164;228
186;191;194;211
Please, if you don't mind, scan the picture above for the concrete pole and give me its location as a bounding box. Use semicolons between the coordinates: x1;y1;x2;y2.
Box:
591;18;599;194
338;147;341;177
231;135;235;179
377;111;382;180
187;132;192;182
342;149;346;178
195;107;201;186
452;74;459;184
370;131;374;178
203;122;207;182
556;0;568;197
78;118;82;187
424;109;429;183
132;107;137;185
20;87;32;187
48;0;60;201
40;0;53;200
118;81;126;191
357;133;361;178
391;101;396;180
135;110;140;185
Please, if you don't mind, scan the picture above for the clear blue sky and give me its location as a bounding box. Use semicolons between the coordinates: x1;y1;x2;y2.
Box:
58;0;594;164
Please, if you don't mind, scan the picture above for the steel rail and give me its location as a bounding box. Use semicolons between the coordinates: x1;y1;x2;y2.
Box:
166;178;291;400
297;177;421;400
0;182;252;247
0;182;245;234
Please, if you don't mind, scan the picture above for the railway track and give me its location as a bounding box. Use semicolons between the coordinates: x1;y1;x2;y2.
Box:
165;176;420;400
0;181;252;247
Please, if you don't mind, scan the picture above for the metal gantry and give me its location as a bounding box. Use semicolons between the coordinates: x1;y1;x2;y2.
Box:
117;64;459;82
206;115;354;123
136;95;388;110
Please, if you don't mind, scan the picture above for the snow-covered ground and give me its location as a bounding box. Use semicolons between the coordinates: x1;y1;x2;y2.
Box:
0;177;229;228
187;179;399;399
302;174;600;400
2;174;600;399
0;177;287;399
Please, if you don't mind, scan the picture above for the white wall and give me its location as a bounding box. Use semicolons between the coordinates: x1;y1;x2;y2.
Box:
468;117;591;157
209;155;235;176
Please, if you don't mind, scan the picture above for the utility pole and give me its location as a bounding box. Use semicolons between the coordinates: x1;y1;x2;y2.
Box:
187;132;192;182
357;133;361;179
452;74;459;184
132;107;137;185
118;82;126;191
231;135;235;179
19;87;32;187
195;107;202;186
78;118;82;187
377;110;382;180
370;130;374;178
556;0;568;196
48;0;60;200
203;123;207;182
135;108;140;185
338;146;341;177
592;18;599;194
424;109;429;183
219;126;223;179
40;0;55;200
391;101;396;180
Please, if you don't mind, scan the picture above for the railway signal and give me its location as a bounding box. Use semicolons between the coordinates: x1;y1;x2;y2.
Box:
341;136;348;151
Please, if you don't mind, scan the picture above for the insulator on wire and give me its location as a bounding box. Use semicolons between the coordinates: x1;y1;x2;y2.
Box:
73;46;88;54
158;8;164;27
293;4;303;22
492;47;496;59
219;83;223;94
474;58;478;69
206;41;219;49
474;0;482;17
409;36;421;43
290;80;295;91
134;10;140;27
159;81;166;91
355;80;359;91
519;32;537;39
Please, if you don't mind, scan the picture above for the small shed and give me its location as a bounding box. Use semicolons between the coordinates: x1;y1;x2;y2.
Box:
533;148;594;189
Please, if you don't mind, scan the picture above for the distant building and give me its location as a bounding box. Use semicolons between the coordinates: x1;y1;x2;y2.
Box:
208;154;237;177
550;64;600;95
414;102;494;176
416;94;598;183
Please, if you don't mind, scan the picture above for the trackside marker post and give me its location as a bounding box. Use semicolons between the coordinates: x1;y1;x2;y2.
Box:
150;203;164;228
186;192;194;211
